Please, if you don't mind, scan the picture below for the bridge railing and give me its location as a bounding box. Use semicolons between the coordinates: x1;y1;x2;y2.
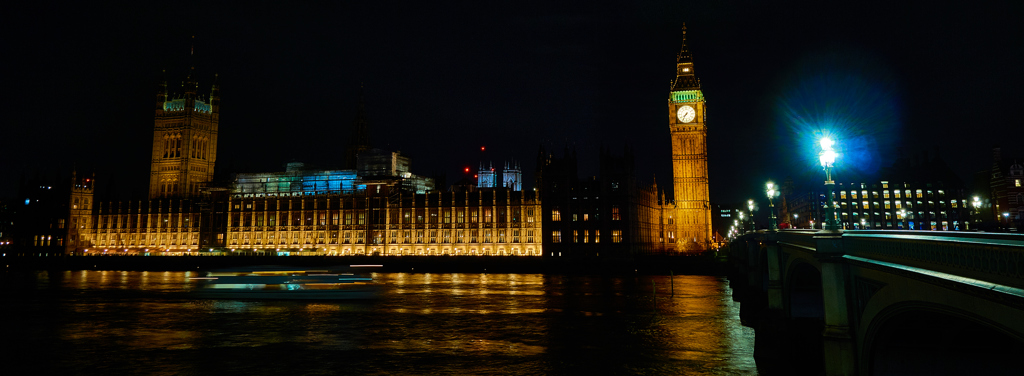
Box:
840;230;1023;289
734;229;1023;289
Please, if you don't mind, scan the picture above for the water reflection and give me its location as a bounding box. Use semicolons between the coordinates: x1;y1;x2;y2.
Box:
4;271;756;375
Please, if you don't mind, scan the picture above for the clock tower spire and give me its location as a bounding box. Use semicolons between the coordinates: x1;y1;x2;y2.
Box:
667;23;711;252
673;23;700;91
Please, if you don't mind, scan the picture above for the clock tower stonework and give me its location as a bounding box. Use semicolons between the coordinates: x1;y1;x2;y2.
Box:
668;25;711;251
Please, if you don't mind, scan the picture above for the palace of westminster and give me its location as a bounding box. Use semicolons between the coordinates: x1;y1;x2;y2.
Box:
7;29;718;257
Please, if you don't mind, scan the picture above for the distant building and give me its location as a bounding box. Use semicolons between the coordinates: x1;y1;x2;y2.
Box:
477;162;496;189
502;160;522;191
982;147;1022;231
536;146;665;257
783;151;973;231
9;175;71;255
712;203;745;240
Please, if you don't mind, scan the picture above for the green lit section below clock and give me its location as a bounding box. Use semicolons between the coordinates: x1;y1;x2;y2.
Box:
670;90;704;103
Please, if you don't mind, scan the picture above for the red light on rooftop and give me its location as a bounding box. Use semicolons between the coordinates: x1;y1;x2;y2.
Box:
480;146;485;151
464;167;470;173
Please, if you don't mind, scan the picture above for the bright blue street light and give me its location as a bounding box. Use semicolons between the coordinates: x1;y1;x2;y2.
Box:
819;137;840;231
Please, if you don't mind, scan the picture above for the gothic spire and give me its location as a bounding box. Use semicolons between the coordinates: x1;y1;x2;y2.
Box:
672;23;700;91
344;84;371;169
676;23;692;64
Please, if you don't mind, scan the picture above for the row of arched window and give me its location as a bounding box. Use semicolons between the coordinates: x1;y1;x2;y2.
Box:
162;133;211;160
192;136;210;159
162;134;182;158
159;178;179;195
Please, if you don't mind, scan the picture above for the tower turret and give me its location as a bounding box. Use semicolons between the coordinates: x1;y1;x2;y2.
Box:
148;48;219;199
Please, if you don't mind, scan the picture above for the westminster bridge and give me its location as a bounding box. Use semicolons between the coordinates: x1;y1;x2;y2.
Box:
727;229;1023;375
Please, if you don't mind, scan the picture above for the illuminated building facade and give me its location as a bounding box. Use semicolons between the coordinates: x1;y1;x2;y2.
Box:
667;24;712;251
149;68;219;199
835;180;970;231
65;181;541;256
61;65;539;256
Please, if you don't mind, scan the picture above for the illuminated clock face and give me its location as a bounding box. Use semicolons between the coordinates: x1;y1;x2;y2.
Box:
677;105;696;123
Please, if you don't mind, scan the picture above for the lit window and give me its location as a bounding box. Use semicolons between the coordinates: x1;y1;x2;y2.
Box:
612;206;621;220
583;230;589;243
552;231;561;243
573;230;578;243
551;208;561;221
882;181;889;189
840;191;847;199
612;230;622;243
884;201;891;209
583;214;589;221
883;191;890;199
1016;179;1021;187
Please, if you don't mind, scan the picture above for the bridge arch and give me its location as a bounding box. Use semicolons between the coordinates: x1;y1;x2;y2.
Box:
863;302;1024;375
784;259;823;319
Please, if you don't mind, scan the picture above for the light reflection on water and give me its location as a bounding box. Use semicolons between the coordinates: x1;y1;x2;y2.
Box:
4;270;756;375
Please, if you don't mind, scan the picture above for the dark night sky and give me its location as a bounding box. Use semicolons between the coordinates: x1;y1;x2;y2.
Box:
5;1;1023;204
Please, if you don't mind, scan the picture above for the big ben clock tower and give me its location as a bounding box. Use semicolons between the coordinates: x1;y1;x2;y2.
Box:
668;24;711;251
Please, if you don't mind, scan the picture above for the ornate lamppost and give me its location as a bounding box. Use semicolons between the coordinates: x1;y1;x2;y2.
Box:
899;209;907;230
766;182;779;231
793;214;799;229
971;196;981;230
818;137;840;231
747;199;756;232
737;214;744;234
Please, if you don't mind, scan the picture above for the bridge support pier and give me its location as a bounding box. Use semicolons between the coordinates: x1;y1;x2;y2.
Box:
815;231;857;375
765;231;783;312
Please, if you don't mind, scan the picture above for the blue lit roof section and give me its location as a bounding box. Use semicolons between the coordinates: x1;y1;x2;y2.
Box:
233;170;362;196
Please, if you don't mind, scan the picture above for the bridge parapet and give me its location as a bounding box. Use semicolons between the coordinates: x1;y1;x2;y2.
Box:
776;230;817;250
842;230;1024;289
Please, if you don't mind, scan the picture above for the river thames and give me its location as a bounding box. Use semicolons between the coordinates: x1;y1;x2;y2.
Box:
4;271;758;375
